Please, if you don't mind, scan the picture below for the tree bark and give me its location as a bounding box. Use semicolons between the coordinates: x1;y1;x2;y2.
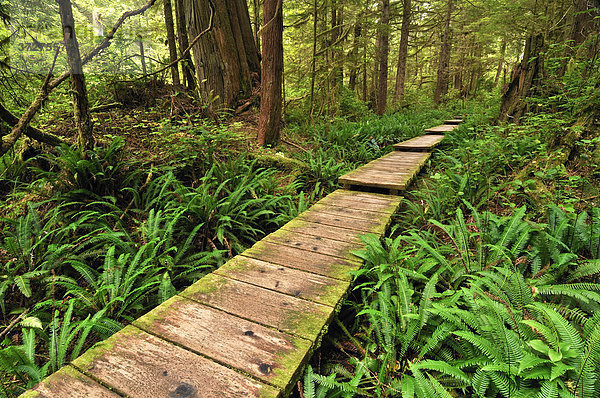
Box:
185;0;259;109
138;35;148;75
498;34;545;123
433;0;453;107
257;0;283;146
164;0;181;85
348;18;362;92
330;0;343;104
376;0;390;115
309;0;318;115
174;0;196;89
57;0;92;150
393;0;411;102
494;39;506;88
0;104;64;148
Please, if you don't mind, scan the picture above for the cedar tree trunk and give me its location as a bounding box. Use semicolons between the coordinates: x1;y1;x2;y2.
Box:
257;0;283;146
185;0;259;109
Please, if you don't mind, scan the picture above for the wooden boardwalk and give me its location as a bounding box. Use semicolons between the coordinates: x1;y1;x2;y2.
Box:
392;134;445;151
425;124;458;134
22;121;459;398
338;151;431;194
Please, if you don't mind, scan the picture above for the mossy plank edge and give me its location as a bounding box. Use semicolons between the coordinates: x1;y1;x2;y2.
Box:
133;294;313;390
71;325;280;398
215;255;351;307
180;273;336;342
19;365;119;398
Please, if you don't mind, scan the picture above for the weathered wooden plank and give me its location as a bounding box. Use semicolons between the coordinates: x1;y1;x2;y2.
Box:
393;135;445;151
316;190;402;214
308;203;394;222
243;240;361;280
339;174;412;191
133;295;312;392
180;274;335;341
444;119;462;124
297;209;389;234
20;366;120;398
324;189;403;205
341;164;419;176
338;151;430;193
215;256;350;307
71;325;279;398
315;196;398;214
280;218;364;244
424;124;457;134
264;228;362;261
379;151;431;164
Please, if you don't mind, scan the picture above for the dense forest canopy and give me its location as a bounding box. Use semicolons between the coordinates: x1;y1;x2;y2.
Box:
0;0;600;396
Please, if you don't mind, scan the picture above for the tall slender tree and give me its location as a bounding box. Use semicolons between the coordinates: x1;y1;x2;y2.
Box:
174;0;196;89
376;0;390;115
164;0;180;85
57;0;92;150
393;0;411;102
257;0;283;146
433;0;454;107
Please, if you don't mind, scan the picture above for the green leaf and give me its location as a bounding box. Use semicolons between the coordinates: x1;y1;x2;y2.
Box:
529;339;550;355
548;349;562;362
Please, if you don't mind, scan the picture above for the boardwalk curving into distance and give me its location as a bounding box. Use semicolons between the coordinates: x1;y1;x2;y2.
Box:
22;120;460;398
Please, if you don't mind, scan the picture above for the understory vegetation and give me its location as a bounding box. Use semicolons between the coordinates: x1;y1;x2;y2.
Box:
0;100;449;395
1;0;599;396
300;54;600;397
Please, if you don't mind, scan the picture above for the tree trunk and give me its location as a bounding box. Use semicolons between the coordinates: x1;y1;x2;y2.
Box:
433;0;453;107
498;34;545;123
164;0;181;85
174;0;196;90
253;0;260;51
57;0;92;150
348;18;362;92
330;0;343;104
376;0;390;115
233;0;261;76
257;0;283;146
138;35;148;75
494;39;506;87
309;0;318;115
393;0;411;102
185;0;259;109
